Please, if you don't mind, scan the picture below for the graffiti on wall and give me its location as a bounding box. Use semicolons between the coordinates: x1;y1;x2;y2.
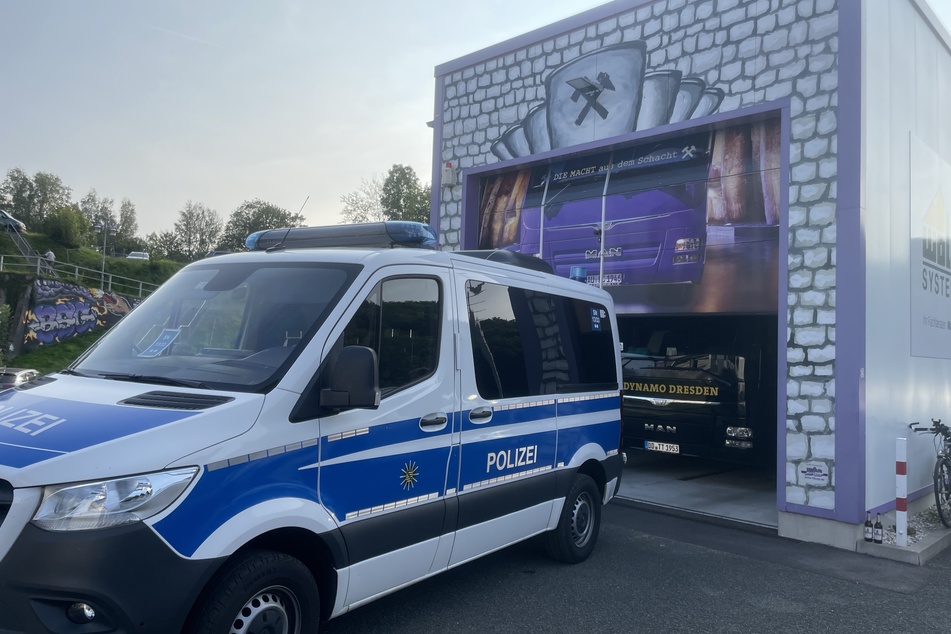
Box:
490;42;724;161
22;280;139;350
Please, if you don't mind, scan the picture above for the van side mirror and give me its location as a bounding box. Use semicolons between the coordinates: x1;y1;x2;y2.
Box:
320;345;380;410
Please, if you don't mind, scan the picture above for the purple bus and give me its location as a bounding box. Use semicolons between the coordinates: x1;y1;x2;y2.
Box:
480;132;712;288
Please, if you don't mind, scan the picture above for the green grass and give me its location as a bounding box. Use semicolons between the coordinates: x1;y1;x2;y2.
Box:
0;231;184;288
0;232;183;371
12;329;106;374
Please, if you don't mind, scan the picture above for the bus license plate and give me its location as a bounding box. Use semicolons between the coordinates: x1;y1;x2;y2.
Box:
645;441;679;454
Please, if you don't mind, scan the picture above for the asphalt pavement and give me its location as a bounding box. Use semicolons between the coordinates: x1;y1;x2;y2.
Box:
323;502;951;633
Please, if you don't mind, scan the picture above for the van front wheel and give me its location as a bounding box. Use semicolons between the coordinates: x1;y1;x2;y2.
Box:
189;550;320;634
545;473;601;563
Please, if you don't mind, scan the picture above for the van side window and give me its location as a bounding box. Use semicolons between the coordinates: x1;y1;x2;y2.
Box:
466;281;530;398
466;280;617;399
555;297;618;390
342;277;441;394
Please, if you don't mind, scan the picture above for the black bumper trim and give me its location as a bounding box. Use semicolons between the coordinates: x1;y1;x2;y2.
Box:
0;522;224;633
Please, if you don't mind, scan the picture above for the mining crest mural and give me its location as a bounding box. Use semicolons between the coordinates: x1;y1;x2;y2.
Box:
490;42;725;161
23;280;139;350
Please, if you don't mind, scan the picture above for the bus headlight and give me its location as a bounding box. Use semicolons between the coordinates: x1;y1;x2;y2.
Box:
674;237;703;251
726;426;753;438
33;468;198;531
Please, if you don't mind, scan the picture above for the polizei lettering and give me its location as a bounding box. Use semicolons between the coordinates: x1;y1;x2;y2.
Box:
0;406;67;436
486;445;538;472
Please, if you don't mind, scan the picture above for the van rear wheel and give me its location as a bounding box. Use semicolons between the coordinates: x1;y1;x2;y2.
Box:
545;473;601;563
189;550;320;634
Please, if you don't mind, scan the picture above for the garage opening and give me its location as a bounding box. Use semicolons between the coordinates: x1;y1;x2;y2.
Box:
616;313;779;528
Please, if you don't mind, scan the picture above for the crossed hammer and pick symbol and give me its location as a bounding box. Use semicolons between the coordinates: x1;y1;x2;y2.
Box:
566;71;616;126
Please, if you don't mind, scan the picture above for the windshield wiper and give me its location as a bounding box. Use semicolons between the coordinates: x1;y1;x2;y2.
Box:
60;368;92;377
97;373;209;389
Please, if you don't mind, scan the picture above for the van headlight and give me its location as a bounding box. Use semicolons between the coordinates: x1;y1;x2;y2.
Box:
32;468;198;531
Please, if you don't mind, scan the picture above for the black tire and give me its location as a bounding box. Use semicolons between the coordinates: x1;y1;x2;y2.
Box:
545;473;601;563
188;550;320;634
935;458;951;528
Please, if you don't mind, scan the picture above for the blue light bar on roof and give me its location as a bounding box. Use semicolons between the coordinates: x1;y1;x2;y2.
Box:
245;221;438;251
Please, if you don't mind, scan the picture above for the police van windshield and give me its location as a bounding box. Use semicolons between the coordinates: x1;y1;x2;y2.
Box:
72;262;361;392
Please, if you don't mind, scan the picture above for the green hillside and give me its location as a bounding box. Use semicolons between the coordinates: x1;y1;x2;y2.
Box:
13;329;106;374
0;231;183;288
0;231;184;373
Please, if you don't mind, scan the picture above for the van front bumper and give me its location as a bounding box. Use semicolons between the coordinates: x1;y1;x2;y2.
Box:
0;522;224;634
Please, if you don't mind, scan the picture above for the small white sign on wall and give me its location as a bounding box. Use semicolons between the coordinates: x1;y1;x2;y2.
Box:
910;135;951;358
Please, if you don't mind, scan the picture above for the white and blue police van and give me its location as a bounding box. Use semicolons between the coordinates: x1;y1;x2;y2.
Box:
0;222;623;633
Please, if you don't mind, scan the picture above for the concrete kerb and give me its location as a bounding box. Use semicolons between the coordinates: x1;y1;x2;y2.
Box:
615;495;951;565
856;527;951;565
611;496;780;538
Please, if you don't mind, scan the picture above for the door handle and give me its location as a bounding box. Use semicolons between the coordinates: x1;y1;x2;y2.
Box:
469;406;493;423
420;413;448;431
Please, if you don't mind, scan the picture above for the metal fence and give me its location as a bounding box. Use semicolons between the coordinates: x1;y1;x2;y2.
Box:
0;253;160;298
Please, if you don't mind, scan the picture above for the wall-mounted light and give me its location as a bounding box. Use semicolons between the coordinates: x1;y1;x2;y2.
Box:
442;161;457;187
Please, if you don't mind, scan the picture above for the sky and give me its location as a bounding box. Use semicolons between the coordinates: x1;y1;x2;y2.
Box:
3;1;951;238
1;0;609;236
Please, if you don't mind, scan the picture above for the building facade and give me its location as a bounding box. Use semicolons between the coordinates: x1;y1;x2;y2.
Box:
429;0;951;549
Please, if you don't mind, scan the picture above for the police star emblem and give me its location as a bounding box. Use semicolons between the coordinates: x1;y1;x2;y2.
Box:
400;461;419;490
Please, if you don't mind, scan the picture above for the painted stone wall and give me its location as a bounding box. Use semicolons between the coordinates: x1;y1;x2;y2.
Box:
22;279;139;351
435;0;839;510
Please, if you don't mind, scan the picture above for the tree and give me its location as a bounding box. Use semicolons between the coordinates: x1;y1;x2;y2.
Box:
380;165;431;224
117;198;138;238
0;168;33;216
0;169;73;230
79;189;117;228
30;172;72;227
219;199;305;251
145;231;184;262
44;203;90;248
114;198;140;254
339;176;385;224
174;201;222;260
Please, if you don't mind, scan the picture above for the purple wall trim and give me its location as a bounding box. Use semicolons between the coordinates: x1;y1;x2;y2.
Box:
459;101;786;249
782;502;837;521
833;0;866;525
777;102;791;514
434;0;654;79
430;81;445;236
867;484;933;518
462;170;478;250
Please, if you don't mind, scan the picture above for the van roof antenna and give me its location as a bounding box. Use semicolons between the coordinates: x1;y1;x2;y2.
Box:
266;195;309;253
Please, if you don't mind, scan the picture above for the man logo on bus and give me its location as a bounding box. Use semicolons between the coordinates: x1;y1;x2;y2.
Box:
567;72;616;126
585;247;623;260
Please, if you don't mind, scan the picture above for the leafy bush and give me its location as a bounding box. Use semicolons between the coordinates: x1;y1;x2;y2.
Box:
42;205;91;248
